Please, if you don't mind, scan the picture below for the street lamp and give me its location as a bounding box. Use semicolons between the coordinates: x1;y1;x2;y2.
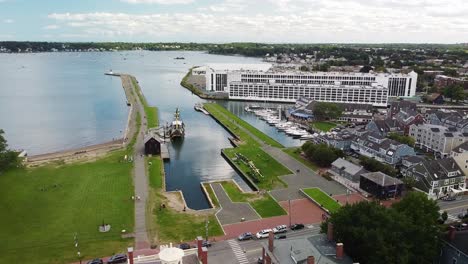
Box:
205;217;210;242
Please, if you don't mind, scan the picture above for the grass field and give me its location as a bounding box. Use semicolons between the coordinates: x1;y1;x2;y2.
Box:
302;188;341;213
282;147;319;171
311;121;337;132
203;183;220;208
223;147;290;190
204;103;283;148
131;76;159;129
147;157;223;244
0;150;134;264
221;181;286;218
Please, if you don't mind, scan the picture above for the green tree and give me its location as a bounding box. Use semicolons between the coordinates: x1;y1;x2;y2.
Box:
444;84;465;102
302;143;342;167
359;156;397;177
387;132;415;146
325;192;441;264
359;65;373;73
313;102;343;121
0;129;20;173
299;65;309;71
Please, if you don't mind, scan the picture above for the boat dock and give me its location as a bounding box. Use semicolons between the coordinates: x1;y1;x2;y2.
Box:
194;103;210;115
161;142;170;160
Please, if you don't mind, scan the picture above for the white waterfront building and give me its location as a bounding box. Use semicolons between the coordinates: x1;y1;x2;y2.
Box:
198;63;418;107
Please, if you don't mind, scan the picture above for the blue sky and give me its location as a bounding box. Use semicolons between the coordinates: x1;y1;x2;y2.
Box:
0;0;467;43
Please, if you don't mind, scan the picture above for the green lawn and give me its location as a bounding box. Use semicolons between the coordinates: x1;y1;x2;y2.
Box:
204;103;283;148
302;188;341;213
223;147;290;190
131;76;159;129
282;147;319;171
203;183;220;208
311;121;337;132
221;181;286;218
147;156;223;244
0;151;134;264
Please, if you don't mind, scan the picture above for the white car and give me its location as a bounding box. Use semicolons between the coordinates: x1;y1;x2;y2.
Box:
256;229;273;239
273;225;287;234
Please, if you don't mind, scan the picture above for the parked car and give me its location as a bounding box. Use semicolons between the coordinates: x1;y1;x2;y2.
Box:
256;229;273;239
257;257;264;264
273;225;287;234
107;254;127;264
456;223;468;231
238;232;254;241
275;234;287;240
179;243;191;250
87;259;103;264
202;240;212;247
290;223;305;230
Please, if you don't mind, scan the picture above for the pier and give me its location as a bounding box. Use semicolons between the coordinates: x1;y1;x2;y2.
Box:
160;142;170;160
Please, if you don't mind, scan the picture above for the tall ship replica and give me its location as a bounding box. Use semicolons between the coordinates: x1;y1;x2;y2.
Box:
169;108;185;139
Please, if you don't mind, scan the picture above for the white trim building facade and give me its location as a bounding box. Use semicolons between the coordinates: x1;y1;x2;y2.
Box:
200;63;418;106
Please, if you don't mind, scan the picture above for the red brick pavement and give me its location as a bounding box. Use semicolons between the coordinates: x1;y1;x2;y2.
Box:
213;198;326;240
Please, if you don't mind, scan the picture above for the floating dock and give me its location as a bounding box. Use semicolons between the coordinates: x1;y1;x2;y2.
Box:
161;143;170;160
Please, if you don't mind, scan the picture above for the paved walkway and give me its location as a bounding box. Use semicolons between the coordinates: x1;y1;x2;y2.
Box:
264;145;346;202
215;198;325;240
122;75;150;249
211;183;260;225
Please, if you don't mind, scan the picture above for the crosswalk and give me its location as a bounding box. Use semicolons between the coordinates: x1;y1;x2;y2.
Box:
228;239;249;264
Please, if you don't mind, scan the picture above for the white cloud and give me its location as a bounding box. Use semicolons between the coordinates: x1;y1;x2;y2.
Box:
3;19;14;23
120;0;194;4
43;24;59;30
47;0;468;43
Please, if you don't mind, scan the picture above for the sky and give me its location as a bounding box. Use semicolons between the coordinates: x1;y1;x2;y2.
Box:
0;0;467;43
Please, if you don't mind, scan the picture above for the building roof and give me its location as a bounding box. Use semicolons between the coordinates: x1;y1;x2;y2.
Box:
443;230;468;256
411;158;464;182
331;158;365;176
402;155;426;164
144;134;163;144
206;63;272;72
263;234;353;264
452;141;468;153
361;172;403;186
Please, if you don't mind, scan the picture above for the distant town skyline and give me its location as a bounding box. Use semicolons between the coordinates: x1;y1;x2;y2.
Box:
0;0;467;43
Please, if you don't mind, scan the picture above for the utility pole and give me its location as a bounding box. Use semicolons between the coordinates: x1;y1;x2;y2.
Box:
205;217;210;242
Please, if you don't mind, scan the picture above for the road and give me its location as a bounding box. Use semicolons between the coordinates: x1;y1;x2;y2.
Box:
208;225;321;264
439;196;468;222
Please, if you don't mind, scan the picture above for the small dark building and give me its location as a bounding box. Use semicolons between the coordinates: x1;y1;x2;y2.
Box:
426;93;444;105
359;172;403;199
144;135;162;155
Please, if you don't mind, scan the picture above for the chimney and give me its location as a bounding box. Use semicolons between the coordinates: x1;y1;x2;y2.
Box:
307;256;315;264
327;222;334;242
336;243;344;260
268;231;274;252
201;247;208;264
127;247;134;264
449;226;456;241
197;236;203;258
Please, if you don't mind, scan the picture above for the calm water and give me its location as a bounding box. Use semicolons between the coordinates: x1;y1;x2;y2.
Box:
0;51;300;209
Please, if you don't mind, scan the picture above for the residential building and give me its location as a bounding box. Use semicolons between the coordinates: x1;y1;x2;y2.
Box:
330;158;368;182
439;228;468;264
294;98;374;123
359;172;403;199
351;132;416;165
409;124;468;158
425;93;444;104
405;158;466;197
366;119;401;136
388;100;417;118
400;155;426;176
435;75;468;90
393;109;425;135
261;231;353;264
451;142;468;177
314;131;355;151
427;110;468;131
202;64;418;104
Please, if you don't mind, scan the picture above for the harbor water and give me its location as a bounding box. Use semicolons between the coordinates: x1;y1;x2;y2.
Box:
0;51;301;209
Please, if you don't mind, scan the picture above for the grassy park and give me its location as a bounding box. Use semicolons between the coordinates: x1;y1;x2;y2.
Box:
204;103;283;148
221;181;286;218
131;76;159;128
204;103;291;189
302;187;341;213
311;121;337;132
203;183;220;208
0;150;134;264
147;157;223;244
